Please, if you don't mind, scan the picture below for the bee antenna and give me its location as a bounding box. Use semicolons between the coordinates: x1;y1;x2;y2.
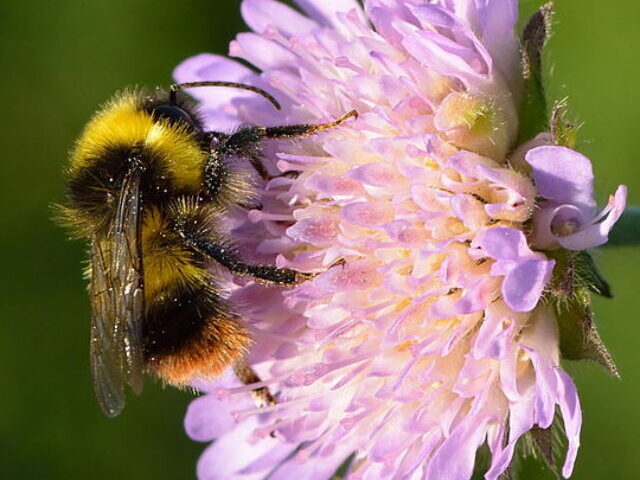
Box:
170;81;281;110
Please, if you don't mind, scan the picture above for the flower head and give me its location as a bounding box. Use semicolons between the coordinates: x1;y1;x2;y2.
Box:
175;1;626;479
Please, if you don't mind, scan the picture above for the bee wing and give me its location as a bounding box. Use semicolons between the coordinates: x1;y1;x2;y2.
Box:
89;167;145;417
112;167;145;395
90;240;127;417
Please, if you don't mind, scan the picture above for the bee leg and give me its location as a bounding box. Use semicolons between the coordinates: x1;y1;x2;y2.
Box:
233;359;276;407
235;359;280;438
205;110;358;182
201;152;227;201
251;109;359;141
187;238;312;285
247;155;271;181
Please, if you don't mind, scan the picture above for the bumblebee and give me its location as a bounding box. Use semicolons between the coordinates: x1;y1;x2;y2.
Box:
58;81;356;417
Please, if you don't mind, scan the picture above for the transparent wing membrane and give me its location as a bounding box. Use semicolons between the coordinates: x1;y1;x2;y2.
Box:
89;167;145;417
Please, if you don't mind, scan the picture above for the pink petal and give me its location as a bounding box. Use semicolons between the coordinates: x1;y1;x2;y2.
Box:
241;0;318;35
472;308;513;360
525;146;596;213
485;373;535;479
308;174;366;196
556;370;582;478
558;185;628;250
237;442;299;475
231;32;298;71
473;227;531;260
197;420;285;480
425;415;490;480
342;201;394;227
349;162;404;187
287;215;340;246
475;0;520;92
294;0;366;32
185;394;238;442
474;228;555;312
313;261;381;294
401;28;485;88
531;203;586;249
500;258;554;312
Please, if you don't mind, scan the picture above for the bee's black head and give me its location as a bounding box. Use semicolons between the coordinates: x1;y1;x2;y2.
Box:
143;89;205;132
150;104;196;127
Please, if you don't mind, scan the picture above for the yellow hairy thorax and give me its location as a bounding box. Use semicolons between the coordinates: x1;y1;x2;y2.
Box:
69;91;207;192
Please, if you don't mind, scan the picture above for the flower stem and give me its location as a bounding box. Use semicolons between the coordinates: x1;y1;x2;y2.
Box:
607;206;640;247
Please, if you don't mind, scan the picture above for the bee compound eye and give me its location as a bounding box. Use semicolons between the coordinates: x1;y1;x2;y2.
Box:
151;104;195;127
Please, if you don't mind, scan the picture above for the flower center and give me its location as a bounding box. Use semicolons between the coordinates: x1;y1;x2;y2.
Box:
551;219;580;237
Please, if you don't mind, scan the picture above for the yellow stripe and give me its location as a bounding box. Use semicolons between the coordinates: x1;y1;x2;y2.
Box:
69;91;207;192
141;208;209;303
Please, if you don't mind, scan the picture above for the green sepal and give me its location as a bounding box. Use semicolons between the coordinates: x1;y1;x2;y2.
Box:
332;453;356;479
573;251;612;298
472;411;570;479
607;206;640;247
546;249;612;299
493;414;566;480
517;2;554;143
545;249;619;377
471;443;492;479
553;296;620;378
498;468;514;480
519;410;569;479
550;100;579;149
529;427;556;473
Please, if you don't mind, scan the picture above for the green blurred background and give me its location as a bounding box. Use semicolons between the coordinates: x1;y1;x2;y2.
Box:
0;0;637;478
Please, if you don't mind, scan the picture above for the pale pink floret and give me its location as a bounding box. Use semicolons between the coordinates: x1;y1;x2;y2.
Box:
471;227;555;312
174;1;623;478
525;146;627;251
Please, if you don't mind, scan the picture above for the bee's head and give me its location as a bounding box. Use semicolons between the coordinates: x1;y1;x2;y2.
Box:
149;103;197;127
142;88;203;133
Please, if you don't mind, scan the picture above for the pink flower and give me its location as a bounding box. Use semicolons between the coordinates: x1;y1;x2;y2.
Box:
525;146;627;251
174;1;626;479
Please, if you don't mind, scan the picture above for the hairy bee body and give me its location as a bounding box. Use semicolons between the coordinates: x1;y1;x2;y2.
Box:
59;83;356;416
61;90;254;391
